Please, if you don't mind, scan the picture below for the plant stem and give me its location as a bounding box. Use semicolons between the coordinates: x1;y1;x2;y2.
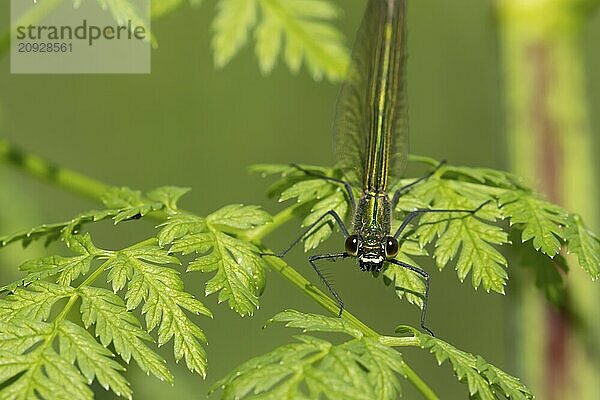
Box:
379;335;420;347
265;256;378;337
497;1;600;398
404;364;440;400
1;141;438;399
244;204;300;241
0;140;110;201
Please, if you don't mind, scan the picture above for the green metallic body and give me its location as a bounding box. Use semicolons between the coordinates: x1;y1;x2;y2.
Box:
341;0;406;267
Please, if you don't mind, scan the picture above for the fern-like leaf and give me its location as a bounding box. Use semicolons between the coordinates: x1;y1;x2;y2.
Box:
0;281;73;322
212;0;348;81
213;310;408;400
252;164;351;251
382;240;428;308
104;245;211;376
151;0;203;19
254;160;599;303
212;0;258;67
500;190;569;257
79;286;174;383
565;214;600;280
58;321;131;399
159;205;271;316
266;309;363;338
400;177;509;293
399;326;534;400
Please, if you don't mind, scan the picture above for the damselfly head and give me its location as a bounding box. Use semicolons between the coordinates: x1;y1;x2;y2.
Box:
358;236;385;271
345;233;400;272
358;255;385;272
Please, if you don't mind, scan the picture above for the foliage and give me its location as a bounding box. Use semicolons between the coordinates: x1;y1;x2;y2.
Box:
0;186;269;399
3;1;347;81
397;325;533;400
212;310;533;399
0;153;597;398
212;0;348;80
253;157;599;309
158;205;271;316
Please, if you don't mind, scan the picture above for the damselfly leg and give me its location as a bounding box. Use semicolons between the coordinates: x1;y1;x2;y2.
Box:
308;253;350;316
391;160;446;208
388;258;433;335
260;207;351;317
261;209;349;258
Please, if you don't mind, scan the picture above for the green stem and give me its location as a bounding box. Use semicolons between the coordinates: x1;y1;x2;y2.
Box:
379;335;420;347
45;257;113;348
1;141;438;399
265;256;378;337
244;204;300;241
0;140;110;201
404;364;440;400
497;1;600;398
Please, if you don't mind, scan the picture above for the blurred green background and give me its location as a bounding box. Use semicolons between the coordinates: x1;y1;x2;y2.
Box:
1;0;599;398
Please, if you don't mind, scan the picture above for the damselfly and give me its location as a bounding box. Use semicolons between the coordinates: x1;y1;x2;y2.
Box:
269;0;483;335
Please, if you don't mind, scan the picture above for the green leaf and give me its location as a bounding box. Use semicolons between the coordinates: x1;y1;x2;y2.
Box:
21;254;91;287
151;0;202;18
214;311;409;399
2;236;99;291
0;282;73;322
257;0;348;81
104;246;211;376
267;309;363;338
213;0;258;67
0;318;51;354
212;335;374;400
383;241;428;308
255;1;283;74
280;179;335;203
79;286;174;383
157;214;207;247
187;229;265;316
500;190;569;257
259;166;350;251
565;214;600;280
0;209;120;250
102;187;145;209
248;163;297;177
96;0;149;33
146;186;191;212
212;0;348;81
345;338;407;399
207;204;272;231
58;321;131;399
443;165;521;189
401;177;509;293
161;209;269;317
301;190;349;251
409;329;533;399
0;347;93;400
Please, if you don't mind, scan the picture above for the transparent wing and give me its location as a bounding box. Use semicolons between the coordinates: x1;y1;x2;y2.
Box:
333;0;408;187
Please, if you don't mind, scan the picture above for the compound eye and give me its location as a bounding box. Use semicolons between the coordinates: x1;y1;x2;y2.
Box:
385;236;399;258
345;235;359;256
